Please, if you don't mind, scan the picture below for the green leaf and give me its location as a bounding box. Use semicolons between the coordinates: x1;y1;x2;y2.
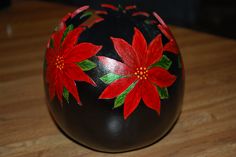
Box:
63;88;69;103
152;55;172;70
157;86;169;99
77;60;97;71
80;11;93;19
61;24;74;42
100;73;123;84
114;83;136;109
118;4;123;11
144;19;151;24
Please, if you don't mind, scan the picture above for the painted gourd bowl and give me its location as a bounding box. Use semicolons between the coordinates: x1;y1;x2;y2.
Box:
44;4;184;153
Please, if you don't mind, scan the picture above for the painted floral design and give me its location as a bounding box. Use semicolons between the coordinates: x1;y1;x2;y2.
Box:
59;5;90;30
153;12;179;54
95;4;179;54
98;28;176;119
46;25;102;105
153;12;184;79
96;3;151;18
58;5;104;31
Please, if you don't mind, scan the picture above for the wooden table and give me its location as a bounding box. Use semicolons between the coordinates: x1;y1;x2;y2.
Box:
1;1;236;157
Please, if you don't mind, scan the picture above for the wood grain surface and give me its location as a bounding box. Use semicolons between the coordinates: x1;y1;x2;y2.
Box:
0;1;236;157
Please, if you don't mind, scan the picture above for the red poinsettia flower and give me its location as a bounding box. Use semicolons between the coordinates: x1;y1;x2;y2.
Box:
46;26;102;104
98;28;176;119
153;12;179;54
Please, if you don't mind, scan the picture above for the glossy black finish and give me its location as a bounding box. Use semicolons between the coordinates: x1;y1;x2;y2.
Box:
44;8;184;152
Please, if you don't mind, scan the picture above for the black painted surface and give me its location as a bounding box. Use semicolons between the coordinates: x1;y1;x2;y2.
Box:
44;8;184;152
44;0;236;39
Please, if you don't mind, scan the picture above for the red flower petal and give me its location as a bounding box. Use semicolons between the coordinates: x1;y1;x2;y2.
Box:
153;12;176;40
158;24;172;40
55;72;63;103
63;75;81;105
153;12;168;29
71;5;90;18
95;10;108;15
52;28;65;48
101;4;118;11
46;38;51;49
46;65;56;84
59;6;89;30
125;5;137;10
111;37;139;69
124;81;142;119
99;77;136;99
142;80;160;114
132;28;147;65
65;43;102;63
98;56;134;75
81;17;104;28
64;63;96;86
62;27;84;52
94;17;104;25
59;13;72;30
149;67;176;88
146;34;163;66
132;12;150;17
45;48;55;66
163;39;179;54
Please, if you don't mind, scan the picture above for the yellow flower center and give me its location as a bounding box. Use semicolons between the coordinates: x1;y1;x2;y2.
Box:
55;55;64;70
134;67;148;80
